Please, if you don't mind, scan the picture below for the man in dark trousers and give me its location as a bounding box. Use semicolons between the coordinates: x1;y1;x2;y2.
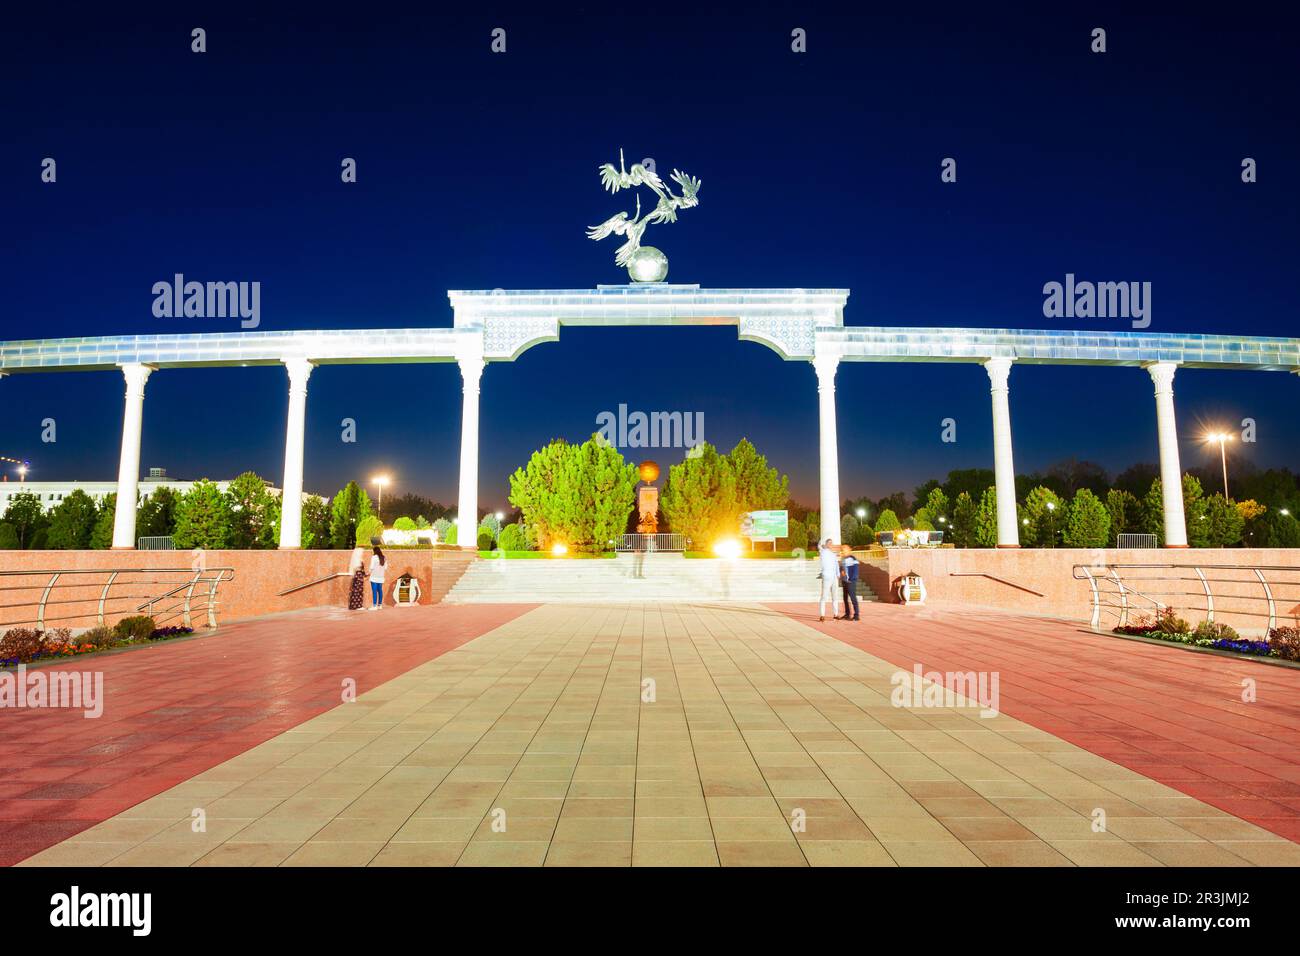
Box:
838;544;861;621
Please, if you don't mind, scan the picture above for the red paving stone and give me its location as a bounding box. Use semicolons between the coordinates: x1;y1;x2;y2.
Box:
0;603;535;866
770;602;1300;843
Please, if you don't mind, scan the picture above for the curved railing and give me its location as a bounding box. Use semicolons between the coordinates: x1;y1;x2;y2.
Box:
0;567;235;631
1072;562;1300;633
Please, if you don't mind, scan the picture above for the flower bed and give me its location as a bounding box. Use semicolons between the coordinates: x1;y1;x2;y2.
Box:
0;616;195;667
1111;608;1297;661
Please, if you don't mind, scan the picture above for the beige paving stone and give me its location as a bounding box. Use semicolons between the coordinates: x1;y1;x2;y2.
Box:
1049;840;1165;867
706;796;782;817
964;840;1074;866
110;840;224;867
715;841;808;867
710;817;800;842
1168;816;1287;842
861;816;955;841
559;797;635;817
545;842;632;866
633;841;721;866
457;840;551;867
283;841;384;866
1102;817;1204;842
799;840;897;867
1129;841;1253;867
194;841;302;867
1216;841;1300;866
552;816;634;843
18;842;137;867
880;840;985;866
67;817;179;843
370;842;466;866
311;817;407;842
634;817;716;842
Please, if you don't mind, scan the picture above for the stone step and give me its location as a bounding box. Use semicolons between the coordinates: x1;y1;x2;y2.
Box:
444;557;878;604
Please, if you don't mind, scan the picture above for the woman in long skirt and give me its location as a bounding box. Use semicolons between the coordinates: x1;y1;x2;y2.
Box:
347;546;366;610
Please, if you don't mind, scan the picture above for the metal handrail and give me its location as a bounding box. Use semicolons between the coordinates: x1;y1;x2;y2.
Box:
0;566;235;631
278;571;351;596
616;533;686;552
1073;562;1300;633
948;572;1045;597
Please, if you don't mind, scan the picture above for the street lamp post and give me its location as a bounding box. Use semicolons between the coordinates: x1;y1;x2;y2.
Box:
371;474;391;518
1205;433;1232;497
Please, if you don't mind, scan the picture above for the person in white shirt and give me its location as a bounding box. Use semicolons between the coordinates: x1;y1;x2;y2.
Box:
817;538;841;622
367;546;387;610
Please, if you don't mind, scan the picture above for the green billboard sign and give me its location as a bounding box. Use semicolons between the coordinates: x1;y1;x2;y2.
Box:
743;510;788;539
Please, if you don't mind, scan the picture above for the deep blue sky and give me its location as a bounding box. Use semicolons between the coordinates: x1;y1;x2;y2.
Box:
3;5;1297;509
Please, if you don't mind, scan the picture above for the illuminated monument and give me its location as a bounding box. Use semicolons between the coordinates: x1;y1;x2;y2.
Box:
636;460;660;534
2;153;1299;553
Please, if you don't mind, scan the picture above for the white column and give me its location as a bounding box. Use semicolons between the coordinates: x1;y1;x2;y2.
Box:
278;358;315;549
111;363;153;549
1147;362;1188;547
456;352;485;550
984;358;1020;547
813;354;842;546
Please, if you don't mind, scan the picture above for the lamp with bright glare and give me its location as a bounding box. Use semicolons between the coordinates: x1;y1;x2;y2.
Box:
1203;430;1233;497
371;474;391;515
713;539;742;559
855;508;866;519
551;543;568;556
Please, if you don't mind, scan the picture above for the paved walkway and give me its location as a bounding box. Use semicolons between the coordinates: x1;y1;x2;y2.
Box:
0;604;535;866
773;602;1300;843
15;602;1300;867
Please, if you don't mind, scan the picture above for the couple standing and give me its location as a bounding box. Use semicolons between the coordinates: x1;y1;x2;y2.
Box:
817;538;860;622
347;545;388;611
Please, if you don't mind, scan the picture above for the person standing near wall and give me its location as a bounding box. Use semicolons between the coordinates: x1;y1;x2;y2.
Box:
838;544;860;622
818;538;841;622
347;546;366;611
367;546;387;610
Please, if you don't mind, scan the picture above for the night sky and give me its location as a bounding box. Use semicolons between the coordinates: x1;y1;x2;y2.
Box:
3;6;1297;510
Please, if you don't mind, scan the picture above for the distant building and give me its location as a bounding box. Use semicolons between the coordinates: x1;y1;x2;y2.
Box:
0;467;300;512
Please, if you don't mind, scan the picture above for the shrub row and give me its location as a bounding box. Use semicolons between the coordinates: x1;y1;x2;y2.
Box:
1113;608;1300;661
0;615;193;666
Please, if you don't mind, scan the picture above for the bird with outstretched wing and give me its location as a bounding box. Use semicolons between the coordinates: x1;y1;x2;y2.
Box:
598;149;665;194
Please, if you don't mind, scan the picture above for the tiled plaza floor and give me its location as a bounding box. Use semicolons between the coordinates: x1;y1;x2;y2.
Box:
17;602;1300;867
0;603;536;865
775;602;1300;843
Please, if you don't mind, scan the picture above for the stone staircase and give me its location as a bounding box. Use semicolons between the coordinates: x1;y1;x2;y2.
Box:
443;553;880;604
423;551;479;603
